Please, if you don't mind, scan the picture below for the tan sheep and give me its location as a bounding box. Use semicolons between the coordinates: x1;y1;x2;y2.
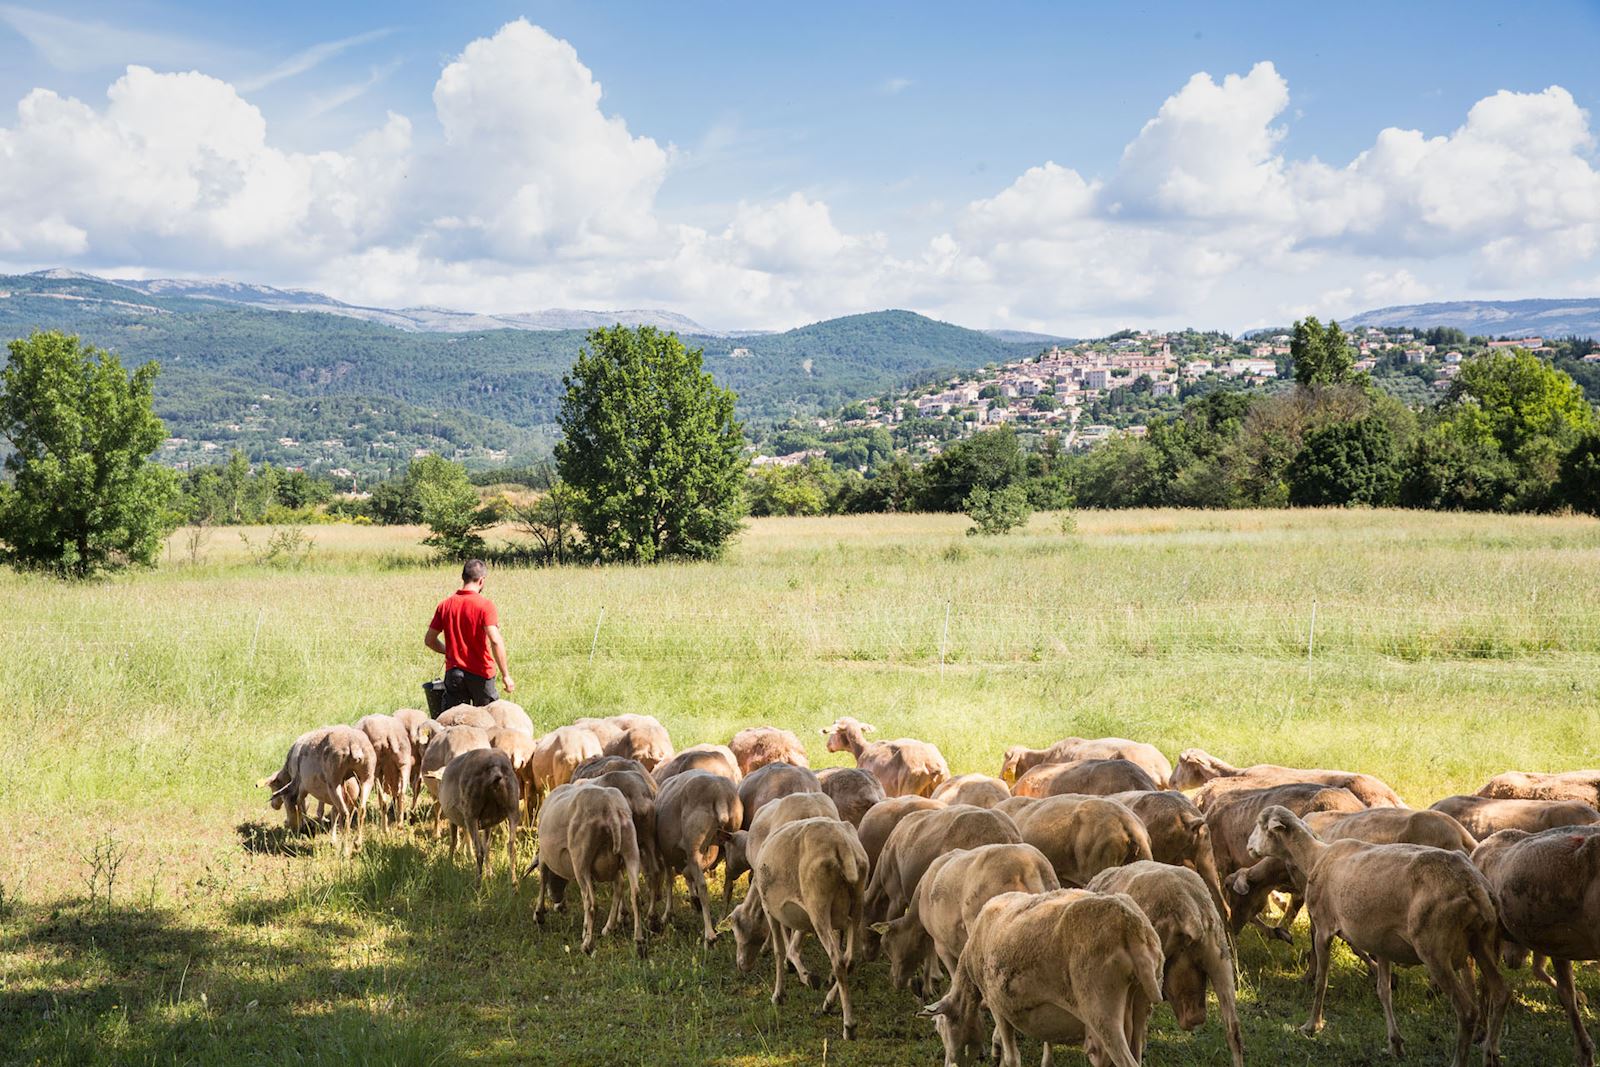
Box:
1248;805;1508;1066
1000;736;1173;789
652;743;742;786
529;725;604;811
1175;747;1405;808
1305;806;1476;851
724;790;840;909
419;725;491;832
729;726;809;775
1089;861;1245;1067
573;767;660;919
930;773;1011;809
602;713;674;770
572;755;652;783
428;747;520;884
1012;757;1159;798
653;769;743;944
1107;789;1226;921
570;716;626;750
481;698;534;736
857;795;944;870
260;725;376;855
355;713;414;829
820;717;950;798
726;816;869;1041
534;783;645;956
487;726;538;827
1008;794;1152;888
875;841;1059;992
391;708;443;803
737;761;822;829
1475;769;1600;807
921;888;1164;1067
818;766;886;827
865;805;1021;927
437;703;497;730
1432;794;1600;840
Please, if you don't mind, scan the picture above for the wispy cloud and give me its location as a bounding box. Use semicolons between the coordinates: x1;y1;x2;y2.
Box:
238;27;395;92
306;57;404;118
881;76;913;95
0;4;218;71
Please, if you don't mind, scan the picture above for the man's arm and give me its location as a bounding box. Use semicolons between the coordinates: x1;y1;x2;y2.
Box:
486;623;515;693
424;627;446;656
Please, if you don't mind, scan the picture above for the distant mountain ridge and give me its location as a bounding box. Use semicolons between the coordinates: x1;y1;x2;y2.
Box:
1344;298;1600;339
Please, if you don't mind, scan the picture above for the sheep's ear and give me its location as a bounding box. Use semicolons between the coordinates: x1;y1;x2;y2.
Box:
269;781;294;802
918;995;952;1019
869;921;892;936
715;915;735;933
423;770;444;781
254;776;273;789
818;727;831;736
859;722;878;734
1229;870;1251;894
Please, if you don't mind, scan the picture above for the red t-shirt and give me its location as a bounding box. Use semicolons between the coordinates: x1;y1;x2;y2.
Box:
429;589;499;678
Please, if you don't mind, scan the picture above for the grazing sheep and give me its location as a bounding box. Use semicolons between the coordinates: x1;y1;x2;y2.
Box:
1012;757;1160;798
1472;825;1600;1066
652;744;742;786
571;716;626;750
356;713;414;829
1110;789;1227;923
858;795;944;870
437;703;498;730
875;842;1059;992
729;726;809;775
820;717;951;798
654;770;743;944
1090;861;1245;1067
1248;805;1508;1067
488;727;538;826
1008;794;1152;888
1305;806;1476;852
737;762;822;829
530;726;605;810
572;755;652;783
724;791;841;908
602;714;675;771
921;888;1164;1067
866;805;1021;926
429;748;520;884
419;725;492;830
818;767;886;827
930;774;1011;809
1432;794;1600;840
482;699;535;736
391;708;443;803
534;783;646;956
261;725;376;855
257;727;325;826
574;768;661;916
1176;748;1405;809
1475;770;1600;807
726;816;869;1041
1000;737;1174;789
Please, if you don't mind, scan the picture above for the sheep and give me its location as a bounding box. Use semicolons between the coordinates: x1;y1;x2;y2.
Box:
428;748;520;884
1247;805;1508;1067
1089;861;1246;1067
355;713;414;829
419;725;492;830
530;725;604;810
391;707;443;804
260;725;376;855
481;698;534;736
737;761;822;829
724;791;841;909
487;726;538;826
1432;794;1600;840
874;842;1059;993
534;783;646;956
1109;789;1227;923
652;743;742;786
1008;794;1152;888
602;714;675;771
818;766;886;827
1472;825;1600;1066
653;769;743;944
572;755;652;783
1175;748;1405;809
858;795;944;869
930;773;1010;809
865;805;1021;927
1475;770;1600;807
437;703;497;730
820;717;950;798
725;816;869;1041
1305;806;1476;852
570;716;626;750
257;727;325;826
1000;737;1173;789
729;726;809;775
573;767;660;918
920;888;1164;1067
1011;757;1159;798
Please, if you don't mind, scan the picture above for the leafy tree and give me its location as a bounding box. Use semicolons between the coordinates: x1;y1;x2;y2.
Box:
1555;431;1600;515
1291;317;1355;386
0;331;177;577
1286;416;1399;506
516;483;582;564
277;469;333;510
964;484;1032;536
747;461;833;517
556;326;746;563
1399;406;1518;511
1450;349;1595;454
413;456;491;559
916;427;1026;511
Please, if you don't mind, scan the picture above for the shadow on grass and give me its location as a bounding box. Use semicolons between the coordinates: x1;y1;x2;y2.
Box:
235;819;316;857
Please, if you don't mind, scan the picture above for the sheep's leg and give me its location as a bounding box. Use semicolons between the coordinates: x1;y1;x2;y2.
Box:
823;925;855;1040
534;863;549;924
470;823;489;884
1041;1042;1053;1067
1471;935;1510;1067
628;861;645;958
1206;942;1247;1067
448;823;459;861
685;851;717;944
327;786;352;856
1374;959;1403;1058
355;779;371;849
602;874;624;935
1422;949;1476;1067
578;871;598;955
994;1014;1021;1067
1556;959;1595;1067
1302;927;1334;1037
506;814;519;888
768;912;788;1005
784;927;817;989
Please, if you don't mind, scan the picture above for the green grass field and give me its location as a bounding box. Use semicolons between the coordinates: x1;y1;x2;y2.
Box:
6;508;1600;1065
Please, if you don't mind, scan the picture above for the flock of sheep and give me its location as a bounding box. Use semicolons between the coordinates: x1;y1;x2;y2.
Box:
257;706;1600;1067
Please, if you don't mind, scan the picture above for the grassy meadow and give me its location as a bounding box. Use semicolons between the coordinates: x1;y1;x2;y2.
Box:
6;507;1600;1065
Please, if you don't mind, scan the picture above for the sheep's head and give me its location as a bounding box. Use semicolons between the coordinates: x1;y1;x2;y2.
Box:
819;717;875;754
919;985;983;1067
724;899;766;973
999;745;1029;783
1247;805;1299;860
1169;749;1217;791
872;916;932;990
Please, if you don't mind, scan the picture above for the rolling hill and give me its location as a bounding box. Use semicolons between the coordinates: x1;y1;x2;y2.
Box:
1345;298;1600;339
0;272;1041;475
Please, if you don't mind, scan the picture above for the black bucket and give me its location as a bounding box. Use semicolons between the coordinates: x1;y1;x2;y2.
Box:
422;679;446;717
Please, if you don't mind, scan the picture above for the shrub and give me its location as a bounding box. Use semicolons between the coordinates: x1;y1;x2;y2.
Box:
964;484;1032;536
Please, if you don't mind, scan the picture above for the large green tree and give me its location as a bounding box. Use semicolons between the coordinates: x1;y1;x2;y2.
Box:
0;331;177;577
915;426;1027;511
1291;317;1355;386
1287;415;1399;506
556;326;746;563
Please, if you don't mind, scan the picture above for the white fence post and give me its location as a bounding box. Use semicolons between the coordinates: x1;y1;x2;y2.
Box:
940;600;952;679
589;606;606;665
247;608;264;666
1307;599;1318;667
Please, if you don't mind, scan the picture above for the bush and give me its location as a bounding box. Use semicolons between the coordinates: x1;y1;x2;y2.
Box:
1287;416;1399;507
964;484;1032;536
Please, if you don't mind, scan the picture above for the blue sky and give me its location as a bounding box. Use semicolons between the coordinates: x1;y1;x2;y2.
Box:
2;1;1598;332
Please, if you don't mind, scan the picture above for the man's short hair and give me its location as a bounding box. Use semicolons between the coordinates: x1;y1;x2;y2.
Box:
462;559;487;582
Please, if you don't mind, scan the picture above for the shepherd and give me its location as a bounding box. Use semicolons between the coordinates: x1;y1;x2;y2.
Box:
426;558;515;707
